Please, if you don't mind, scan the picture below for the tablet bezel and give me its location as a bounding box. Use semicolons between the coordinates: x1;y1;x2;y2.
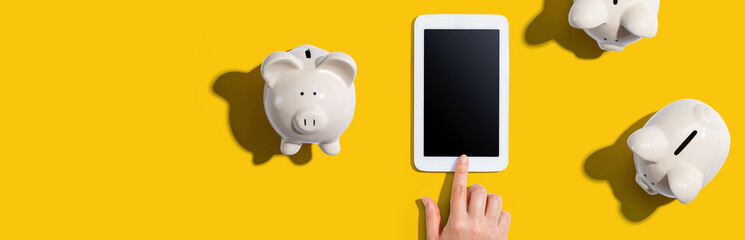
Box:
413;14;509;172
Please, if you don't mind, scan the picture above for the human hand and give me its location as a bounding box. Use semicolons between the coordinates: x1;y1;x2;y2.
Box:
422;155;511;240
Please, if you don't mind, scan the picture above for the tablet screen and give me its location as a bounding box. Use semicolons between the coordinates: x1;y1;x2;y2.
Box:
424;29;500;157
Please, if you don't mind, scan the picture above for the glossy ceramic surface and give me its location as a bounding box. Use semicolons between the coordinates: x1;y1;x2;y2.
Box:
628;99;730;204
569;0;660;51
261;45;356;155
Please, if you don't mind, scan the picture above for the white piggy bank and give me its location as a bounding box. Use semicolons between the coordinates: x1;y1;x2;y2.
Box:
569;0;660;51
261;45;356;156
628;99;730;204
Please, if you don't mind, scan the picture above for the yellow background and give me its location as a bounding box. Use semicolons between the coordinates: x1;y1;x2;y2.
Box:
1;0;743;239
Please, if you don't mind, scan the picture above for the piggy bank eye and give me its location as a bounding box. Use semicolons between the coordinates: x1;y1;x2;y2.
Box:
313;92;317;96
300;92;304;96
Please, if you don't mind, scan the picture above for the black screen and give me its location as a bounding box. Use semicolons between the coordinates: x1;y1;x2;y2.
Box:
424;29;499;157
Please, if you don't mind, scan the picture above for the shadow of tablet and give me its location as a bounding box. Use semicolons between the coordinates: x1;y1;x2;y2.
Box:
411;17;446;238
410;17;419;173
525;0;605;59
213;66;312;165
584;112;674;222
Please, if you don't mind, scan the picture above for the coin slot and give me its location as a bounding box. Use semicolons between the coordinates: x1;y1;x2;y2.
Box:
674;130;698;156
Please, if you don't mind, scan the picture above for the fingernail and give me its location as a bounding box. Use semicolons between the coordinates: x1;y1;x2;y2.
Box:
459;155;468;164
422;197;428;207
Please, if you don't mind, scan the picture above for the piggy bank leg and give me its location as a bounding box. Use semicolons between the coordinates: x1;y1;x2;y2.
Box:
319;139;341;155
621;4;658;38
281;139;302;155
668;165;703;204
568;0;608;29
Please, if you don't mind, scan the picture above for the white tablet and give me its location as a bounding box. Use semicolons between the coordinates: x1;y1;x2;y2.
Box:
414;14;509;172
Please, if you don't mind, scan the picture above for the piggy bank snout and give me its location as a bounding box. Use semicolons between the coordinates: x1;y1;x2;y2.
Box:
293;107;328;135
598;43;626;51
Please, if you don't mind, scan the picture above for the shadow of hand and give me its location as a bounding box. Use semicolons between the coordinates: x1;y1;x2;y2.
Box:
584;112;674;222
213;67;311;165
416;173;455;240
525;0;605;59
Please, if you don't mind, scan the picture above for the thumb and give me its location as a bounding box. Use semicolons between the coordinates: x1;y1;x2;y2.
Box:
422;197;441;240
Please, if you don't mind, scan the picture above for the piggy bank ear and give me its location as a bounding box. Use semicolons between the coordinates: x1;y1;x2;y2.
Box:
668;165;703;204
261;51;302;88
694;103;724;129
621;3;658;38
627;126;668;162
569;0;608;29
317;52;357;87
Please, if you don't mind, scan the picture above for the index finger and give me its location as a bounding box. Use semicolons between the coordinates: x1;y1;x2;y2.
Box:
450;155;469;216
